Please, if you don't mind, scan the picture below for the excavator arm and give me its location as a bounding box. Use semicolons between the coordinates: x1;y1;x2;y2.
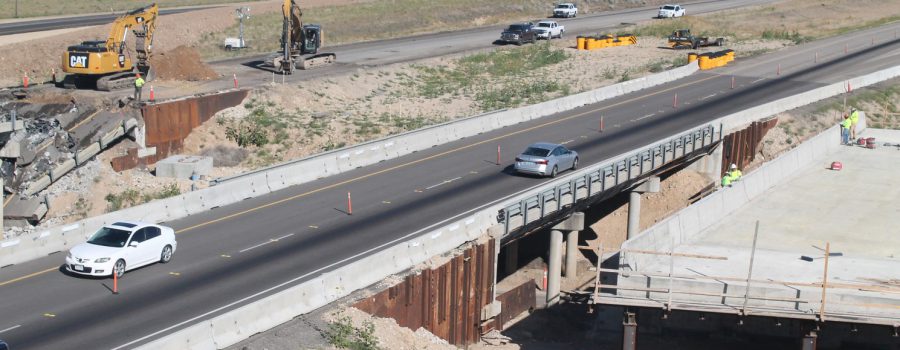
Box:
273;0;333;74
105;3;158;69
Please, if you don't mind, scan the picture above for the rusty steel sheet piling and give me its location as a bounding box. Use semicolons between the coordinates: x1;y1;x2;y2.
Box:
721;118;777;175
495;281;536;331
111;90;248;171
355;239;496;346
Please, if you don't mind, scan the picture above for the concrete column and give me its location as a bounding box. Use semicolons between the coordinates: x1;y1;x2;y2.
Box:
689;143;724;183
626;191;641;240
565;230;579;278
622;311;637;350
504;240;519;277
626;177;660;240
801;331;817;350
547;230;563;306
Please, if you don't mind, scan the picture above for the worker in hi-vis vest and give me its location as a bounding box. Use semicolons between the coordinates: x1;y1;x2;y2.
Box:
840;114;851;145
134;73;145;104
729;163;742;181
849;107;860;140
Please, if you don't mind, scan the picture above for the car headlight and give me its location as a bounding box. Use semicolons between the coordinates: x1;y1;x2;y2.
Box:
95;257;111;263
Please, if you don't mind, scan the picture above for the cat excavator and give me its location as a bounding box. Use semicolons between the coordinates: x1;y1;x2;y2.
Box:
269;0;336;74
61;3;157;91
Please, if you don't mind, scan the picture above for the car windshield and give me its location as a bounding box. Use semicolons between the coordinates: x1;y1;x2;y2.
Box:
556;4;570;9
662;5;676;10
507;25;527;31
87;227;132;248
522;147;551;157
538;23;552;28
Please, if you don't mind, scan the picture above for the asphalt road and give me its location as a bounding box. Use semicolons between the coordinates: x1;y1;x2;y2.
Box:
0;8;207;36
3;16;900;350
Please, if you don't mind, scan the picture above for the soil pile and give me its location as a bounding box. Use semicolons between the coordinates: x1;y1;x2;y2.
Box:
150;46;218;81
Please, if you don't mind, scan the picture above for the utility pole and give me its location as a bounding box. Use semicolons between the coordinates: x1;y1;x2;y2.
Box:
235;7;251;48
15;0;19;18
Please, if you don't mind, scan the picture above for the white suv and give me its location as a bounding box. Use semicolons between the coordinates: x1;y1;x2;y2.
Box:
658;4;685;18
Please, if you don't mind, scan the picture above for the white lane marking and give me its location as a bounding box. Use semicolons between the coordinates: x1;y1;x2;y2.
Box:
425;176;462;190
751;78;765;84
239;233;295;253
559;139;575;145
0;324;21;333
113;210;486;350
699;93;716;100
633;113;654;122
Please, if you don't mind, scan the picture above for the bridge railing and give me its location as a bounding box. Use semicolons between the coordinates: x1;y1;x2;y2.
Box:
500;124;722;235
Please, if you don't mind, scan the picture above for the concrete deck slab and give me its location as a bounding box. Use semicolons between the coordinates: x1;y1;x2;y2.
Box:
618;128;900;324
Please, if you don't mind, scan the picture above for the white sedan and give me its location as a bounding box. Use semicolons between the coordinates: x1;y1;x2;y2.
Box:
66;221;177;278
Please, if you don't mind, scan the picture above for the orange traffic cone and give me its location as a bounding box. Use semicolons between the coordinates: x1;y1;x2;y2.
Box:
149;85;155;102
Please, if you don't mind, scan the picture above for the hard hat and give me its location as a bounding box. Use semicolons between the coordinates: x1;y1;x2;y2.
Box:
730;164;737;169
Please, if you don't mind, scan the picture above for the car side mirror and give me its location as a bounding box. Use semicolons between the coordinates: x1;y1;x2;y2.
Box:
129;241;139;247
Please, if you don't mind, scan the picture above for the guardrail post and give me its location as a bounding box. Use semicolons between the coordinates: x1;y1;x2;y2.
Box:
615;163;621;186
627;158;633;180
539;193;545;218
555;187;562;212
521;199;528;226
504;208;511;234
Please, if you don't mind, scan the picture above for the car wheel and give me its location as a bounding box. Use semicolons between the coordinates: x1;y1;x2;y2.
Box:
160;245;173;263
114;259;126;278
516;40;523;46
550;166;558;178
225;45;233;51
572;157;579;170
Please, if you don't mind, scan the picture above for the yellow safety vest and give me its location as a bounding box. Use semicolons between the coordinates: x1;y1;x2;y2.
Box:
841;118;851;129
135;77;145;88
721;174;732;187
849;110;859;125
731;169;742;180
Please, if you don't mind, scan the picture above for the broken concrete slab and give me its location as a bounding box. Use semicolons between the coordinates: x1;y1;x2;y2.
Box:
156;155;213;179
4;195;48;222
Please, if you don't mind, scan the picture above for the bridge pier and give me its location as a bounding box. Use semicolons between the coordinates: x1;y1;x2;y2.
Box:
565;229;578;278
548;230;563;306
626;177;660;240
547;212;584;305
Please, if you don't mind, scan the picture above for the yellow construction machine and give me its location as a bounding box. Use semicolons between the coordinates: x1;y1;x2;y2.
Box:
61;3;158;90
269;0;336;74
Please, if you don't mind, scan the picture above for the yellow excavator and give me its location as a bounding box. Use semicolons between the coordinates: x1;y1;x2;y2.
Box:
61;3;158;91
269;0;336;74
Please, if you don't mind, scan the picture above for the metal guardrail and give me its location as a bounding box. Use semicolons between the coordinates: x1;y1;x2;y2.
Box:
500;123;722;235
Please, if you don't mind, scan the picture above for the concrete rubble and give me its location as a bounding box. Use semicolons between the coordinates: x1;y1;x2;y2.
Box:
0;90;141;227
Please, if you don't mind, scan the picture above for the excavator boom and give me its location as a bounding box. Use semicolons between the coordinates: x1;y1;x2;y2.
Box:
271;0;335;74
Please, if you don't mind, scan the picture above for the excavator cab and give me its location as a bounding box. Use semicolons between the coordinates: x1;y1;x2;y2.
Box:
300;24;321;55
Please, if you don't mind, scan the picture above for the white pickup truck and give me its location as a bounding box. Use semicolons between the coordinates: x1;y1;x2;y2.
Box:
533;21;565;40
552;3;578;18
657;4;686;18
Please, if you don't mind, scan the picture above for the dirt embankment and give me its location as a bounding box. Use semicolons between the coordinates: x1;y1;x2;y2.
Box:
150;45;219;81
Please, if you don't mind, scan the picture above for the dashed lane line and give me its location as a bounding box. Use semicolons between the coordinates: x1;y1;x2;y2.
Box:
238;233;295;253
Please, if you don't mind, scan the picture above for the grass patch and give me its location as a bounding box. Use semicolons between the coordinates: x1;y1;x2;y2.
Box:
105;184;181;212
324;315;380;350
401;43;571;110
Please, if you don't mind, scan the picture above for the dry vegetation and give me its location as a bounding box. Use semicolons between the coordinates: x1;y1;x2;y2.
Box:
0;0;266;19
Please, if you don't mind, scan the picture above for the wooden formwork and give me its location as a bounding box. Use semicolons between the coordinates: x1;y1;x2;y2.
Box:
355;239;497;346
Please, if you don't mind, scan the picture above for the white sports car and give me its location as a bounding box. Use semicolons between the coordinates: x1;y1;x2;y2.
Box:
66;221;177;278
